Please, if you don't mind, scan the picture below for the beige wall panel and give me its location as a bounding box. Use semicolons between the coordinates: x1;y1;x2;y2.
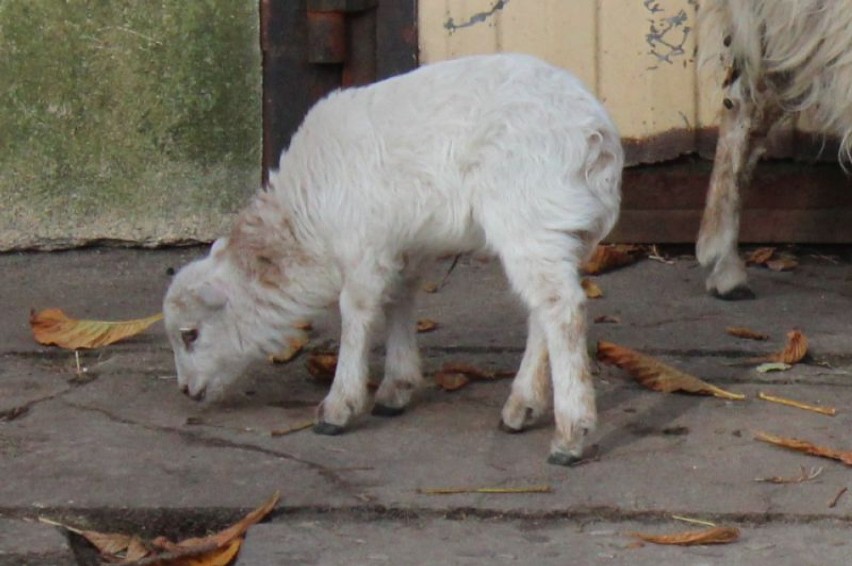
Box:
597;0;697;143
495;1;597;88
419;1;596;87
419;0;500;62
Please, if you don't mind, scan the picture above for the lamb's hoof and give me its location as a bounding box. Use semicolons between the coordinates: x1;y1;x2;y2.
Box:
547;451;583;467
313;421;345;436
372;403;405;417
498;419;524;434
711;285;755;301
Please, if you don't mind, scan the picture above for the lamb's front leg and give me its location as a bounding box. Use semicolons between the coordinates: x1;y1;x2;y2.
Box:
315;276;383;435
373;276;423;417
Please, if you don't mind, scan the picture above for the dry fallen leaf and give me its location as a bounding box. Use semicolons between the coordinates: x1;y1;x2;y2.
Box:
597;341;745;400
750;330;808;364
581;244;641;275
725;326;769;341
766;258;799;272
30;309;163;349
435;370;471;391
754;431;852;466
594;314;621;324
581;278;604;299
630;526;740;546
41;492;279;565
434;362;514;392
306;352;338;382
745;247;776;266
416;319;439;333
269;335;309;364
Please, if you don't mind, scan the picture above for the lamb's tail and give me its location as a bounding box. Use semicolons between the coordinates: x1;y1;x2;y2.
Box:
583;127;624;245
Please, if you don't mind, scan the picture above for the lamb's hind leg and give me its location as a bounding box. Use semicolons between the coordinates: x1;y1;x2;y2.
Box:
697;77;782;300
500;242;594;466
499;313;550;432
373;269;424;417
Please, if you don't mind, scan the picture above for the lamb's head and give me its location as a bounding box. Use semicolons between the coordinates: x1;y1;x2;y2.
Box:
163;240;264;402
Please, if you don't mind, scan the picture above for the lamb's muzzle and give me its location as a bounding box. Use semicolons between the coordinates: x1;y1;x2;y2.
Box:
163;53;623;465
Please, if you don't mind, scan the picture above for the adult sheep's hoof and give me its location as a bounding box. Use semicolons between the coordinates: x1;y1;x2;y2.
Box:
313;421;345;436
371;403;405;417
711;285;755;301
547;451;583;467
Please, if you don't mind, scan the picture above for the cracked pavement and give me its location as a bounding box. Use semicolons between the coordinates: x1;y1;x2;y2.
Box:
3;247;852;564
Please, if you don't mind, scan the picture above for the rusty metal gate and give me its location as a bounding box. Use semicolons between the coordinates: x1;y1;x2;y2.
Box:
260;0;417;174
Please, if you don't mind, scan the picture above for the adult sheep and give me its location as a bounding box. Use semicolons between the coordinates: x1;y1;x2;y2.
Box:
163;54;623;465
697;0;852;299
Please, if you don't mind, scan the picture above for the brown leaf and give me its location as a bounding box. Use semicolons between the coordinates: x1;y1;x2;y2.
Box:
416;319;439;333
44;493;278;565
630;526;740;546
725;326;769;341
269;335;309;364
80;531;148;559
440;362;495;380
766;258;798;272
434;362;513;391
30;309;163;349
581;278;603;299
754;431;852;466
435;371;471;391
421;282;440;294
593;314;621;324
306;352;338;382
596;341;745;400
581;244;641;275
750;330;808;364
745;247;776;265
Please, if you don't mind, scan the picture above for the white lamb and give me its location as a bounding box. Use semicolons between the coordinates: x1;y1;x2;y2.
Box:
163;53;623;465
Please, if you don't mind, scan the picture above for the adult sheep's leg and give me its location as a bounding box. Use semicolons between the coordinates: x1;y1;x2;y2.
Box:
697;78;782;300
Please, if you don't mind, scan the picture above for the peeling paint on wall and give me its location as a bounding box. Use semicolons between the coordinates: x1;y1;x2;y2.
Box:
644;0;695;69
444;0;510;33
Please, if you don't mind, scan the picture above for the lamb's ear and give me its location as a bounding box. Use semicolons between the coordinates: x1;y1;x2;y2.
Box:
195;280;229;309
210;237;229;256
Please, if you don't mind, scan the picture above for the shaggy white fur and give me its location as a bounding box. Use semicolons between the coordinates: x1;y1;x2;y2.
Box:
697;0;852;298
163;53;623;465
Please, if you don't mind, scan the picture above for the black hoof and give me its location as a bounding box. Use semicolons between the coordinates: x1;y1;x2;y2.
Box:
547;451;583;467
712;285;755;301
313;421;345;436
498;419;524;434
372;403;405;417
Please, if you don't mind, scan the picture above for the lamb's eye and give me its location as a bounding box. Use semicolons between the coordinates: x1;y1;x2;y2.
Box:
180;328;199;349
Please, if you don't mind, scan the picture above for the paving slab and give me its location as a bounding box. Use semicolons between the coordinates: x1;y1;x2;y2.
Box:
2;248;852;564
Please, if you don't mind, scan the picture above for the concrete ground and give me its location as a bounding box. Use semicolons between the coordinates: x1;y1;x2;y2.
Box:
2;246;852;565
